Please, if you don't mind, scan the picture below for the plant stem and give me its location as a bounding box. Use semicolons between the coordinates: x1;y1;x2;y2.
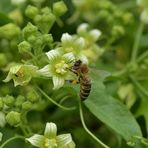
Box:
137;50;148;63
131;22;144;62
78;100;110;148
36;86;76;111
0;136;24;148
130;75;148;97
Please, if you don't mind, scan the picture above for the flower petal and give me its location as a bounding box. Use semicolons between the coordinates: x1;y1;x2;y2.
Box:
3;73;13;83
46;50;60;62
75;37;85;49
56;134;75;148
61;33;73;44
44;122;57;138
53;76;65;90
10;65;21;74
62;52;75;64
89;29;101;41
77;23;88;34
38;65;52;77
79;54;88;64
26;134;45;147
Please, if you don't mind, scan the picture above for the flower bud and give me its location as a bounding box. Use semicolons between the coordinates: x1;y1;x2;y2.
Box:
15;95;26;107
18;41;31;53
22;101;32;111
22;22;38;39
27;90;39;103
6;111;21;126
53;1;67;17
41;7;51;14
42;34;53;43
27;35;36;44
25;5;39;19
0;23;20;40
112;25;125;37
0;97;4;110
0;53;7;67
0;112;6;128
3;95;15;107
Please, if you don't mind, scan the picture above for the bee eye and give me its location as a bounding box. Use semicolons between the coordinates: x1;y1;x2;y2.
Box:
74;60;82;66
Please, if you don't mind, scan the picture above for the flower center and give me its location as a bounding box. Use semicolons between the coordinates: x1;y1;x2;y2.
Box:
15;68;25;78
44;138;57;148
55;60;69;75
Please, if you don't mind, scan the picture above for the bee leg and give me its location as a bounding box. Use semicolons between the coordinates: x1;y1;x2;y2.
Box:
68;68;79;76
68;80;79;84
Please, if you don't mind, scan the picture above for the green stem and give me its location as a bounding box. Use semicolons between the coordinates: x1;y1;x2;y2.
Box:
112;68;127;77
137;50;148;63
78;100;110;148
0;136;25;148
131;22;144;62
36;86;76;111
130;75;148;97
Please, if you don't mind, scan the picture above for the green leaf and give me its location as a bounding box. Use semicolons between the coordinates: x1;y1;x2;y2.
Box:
0;12;12;26
0;0;14;13
84;80;142;144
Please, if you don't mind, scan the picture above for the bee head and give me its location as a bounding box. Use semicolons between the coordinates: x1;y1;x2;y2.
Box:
74;60;82;67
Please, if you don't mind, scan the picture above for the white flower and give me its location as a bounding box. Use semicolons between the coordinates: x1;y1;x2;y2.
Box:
3;64;38;86
39;50;75;89
26;122;75;148
60;33;88;63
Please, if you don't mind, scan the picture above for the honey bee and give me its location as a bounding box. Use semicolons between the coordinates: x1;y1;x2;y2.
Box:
71;60;91;101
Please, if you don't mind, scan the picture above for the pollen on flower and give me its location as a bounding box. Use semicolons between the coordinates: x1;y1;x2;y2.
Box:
44;138;57;148
15;68;25;78
55;60;69;75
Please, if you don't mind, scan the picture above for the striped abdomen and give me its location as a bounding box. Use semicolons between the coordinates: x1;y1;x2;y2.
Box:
80;76;91;101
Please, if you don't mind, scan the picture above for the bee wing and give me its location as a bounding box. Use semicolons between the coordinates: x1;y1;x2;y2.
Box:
90;68;111;82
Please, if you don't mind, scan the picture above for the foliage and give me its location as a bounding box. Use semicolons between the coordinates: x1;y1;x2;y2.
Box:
0;0;148;147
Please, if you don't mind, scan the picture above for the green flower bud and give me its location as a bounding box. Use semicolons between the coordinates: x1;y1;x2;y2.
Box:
30;0;45;7
25;5;39;19
112;25;125;37
27;90;39;103
34;13;55;33
18;41;32;53
3;95;15;107
15;95;26;107
53;1;67;17
42;34;53;43
0;53;7;67
0;112;6;128
6;111;21;126
0;97;4;110
0;23;20;40
41;7;51;14
27;35;36;44
22;22;38;39
22;101;32;111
